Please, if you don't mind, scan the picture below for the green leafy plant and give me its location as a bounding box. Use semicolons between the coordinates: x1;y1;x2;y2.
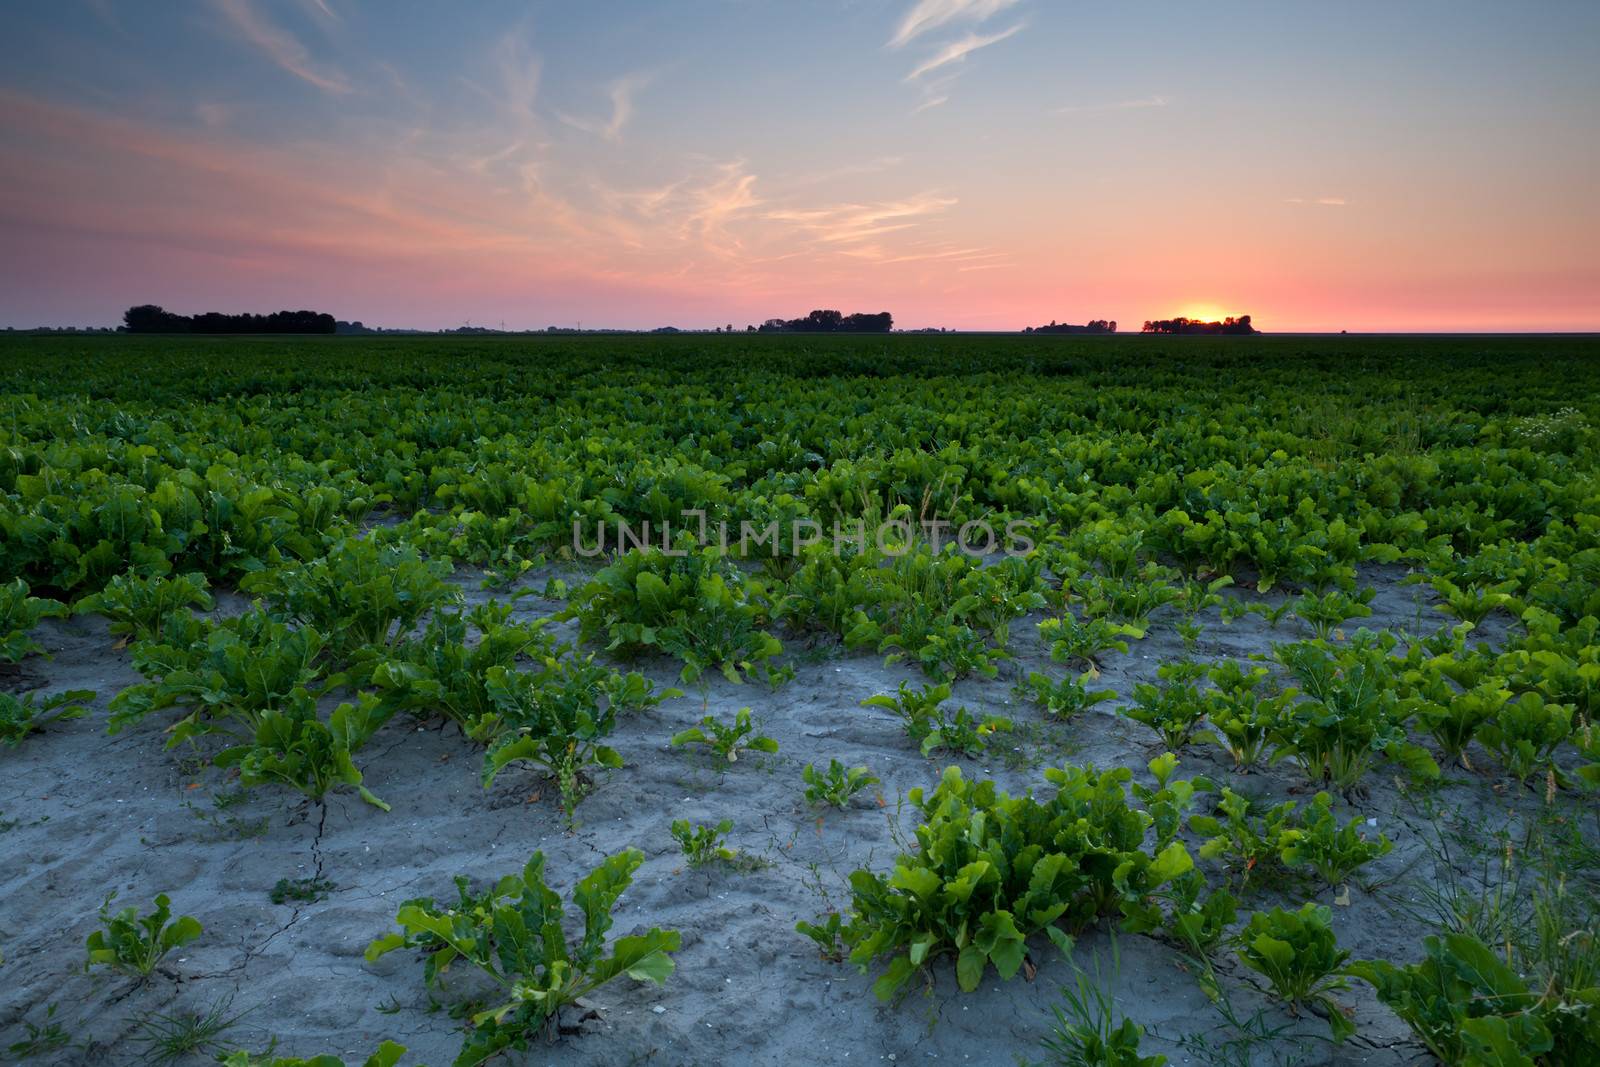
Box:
670;818;736;866
1233;903;1353;1041
861;680;1011;757
802;759;880;810
478;660;645;812
1291;587;1374;641
366;849;679;1063
369;602;552;739
84;892;203;978
1413;679;1508;769
1476;692;1573;784
563;545;785;685
1190;788;1298;892
214;690;393;810
75;570;213;645
1201;660;1295;770
1040;612;1142;669
829;764;1192;999
1018;670;1116;719
1125;661;1210;750
0;688;93;747
670;706;777;763
1271;636;1438;790
1279;792;1392;889
795;911;848;962
239;537;457;659
0;578;65;663
107;609;332;743
1350;931;1598;1067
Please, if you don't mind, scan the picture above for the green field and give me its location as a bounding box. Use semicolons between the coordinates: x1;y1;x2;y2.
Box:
2;333;1598;1066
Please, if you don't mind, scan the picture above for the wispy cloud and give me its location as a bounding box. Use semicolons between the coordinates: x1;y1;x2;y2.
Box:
889;0;1022;48
911;95;949;115
1055;94;1170;115
557;73;649;142
211;0;351;94
905;23;1024;81
1284;196;1349;206
765;194;957;248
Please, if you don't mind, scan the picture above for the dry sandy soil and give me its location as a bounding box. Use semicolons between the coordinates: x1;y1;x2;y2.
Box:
0;563;1573;1066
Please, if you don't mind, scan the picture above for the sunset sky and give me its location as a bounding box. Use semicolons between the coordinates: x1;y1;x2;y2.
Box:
2;1;1597;332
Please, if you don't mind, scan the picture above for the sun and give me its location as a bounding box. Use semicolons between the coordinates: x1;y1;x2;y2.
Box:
1177;303;1231;322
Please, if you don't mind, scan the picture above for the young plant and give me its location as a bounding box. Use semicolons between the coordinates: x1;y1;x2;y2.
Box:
1349;932;1591;1067
75;571;213;645
1124;661;1209;751
670;706;777;763
862;680;1010;757
0;688;93;747
1271;637;1437;791
832;764;1192;999
1017;670;1116;719
1279;792;1392;890
1232;903;1353;1041
795;911;848;962
1291;587;1374;641
85;893;203;978
670;818;736;866
479;661;632;813
563;545;785;685
1040;612;1142;669
802;759;880;810
366;849;679;1062
1190;788;1297;892
1201;660;1294;770
1476;691;1573;784
214;691;393;810
0;577;65;663
1413;680;1507;769
239;537;457;658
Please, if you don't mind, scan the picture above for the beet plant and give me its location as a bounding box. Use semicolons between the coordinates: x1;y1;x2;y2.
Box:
670;706;777;763
1233;904;1353;1040
75;570;213;645
0;688;93;747
0;577;65;663
85;892;202;978
827;764;1192;999
802;759;880;809
366;849;679;1062
215;690;394;810
480;657;675;812
1279;792;1392;889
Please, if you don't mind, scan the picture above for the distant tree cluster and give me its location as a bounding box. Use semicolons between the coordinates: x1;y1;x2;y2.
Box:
757;309;893;333
1141;315;1256;335
1023;319;1116;334
122;305;336;334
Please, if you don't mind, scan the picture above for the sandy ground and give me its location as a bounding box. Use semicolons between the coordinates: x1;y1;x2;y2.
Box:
0;563;1571;1067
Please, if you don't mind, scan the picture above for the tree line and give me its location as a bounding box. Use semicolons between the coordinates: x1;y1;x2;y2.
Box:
757;309;893;333
122;305;336;334
1023;319;1116;334
1141;315;1256;335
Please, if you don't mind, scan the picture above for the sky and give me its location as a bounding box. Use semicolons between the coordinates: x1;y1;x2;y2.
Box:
1;0;1597;332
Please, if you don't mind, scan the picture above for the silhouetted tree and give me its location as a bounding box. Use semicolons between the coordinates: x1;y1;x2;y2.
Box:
757;309;893;333
1141;315;1256;335
121;306;336;334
